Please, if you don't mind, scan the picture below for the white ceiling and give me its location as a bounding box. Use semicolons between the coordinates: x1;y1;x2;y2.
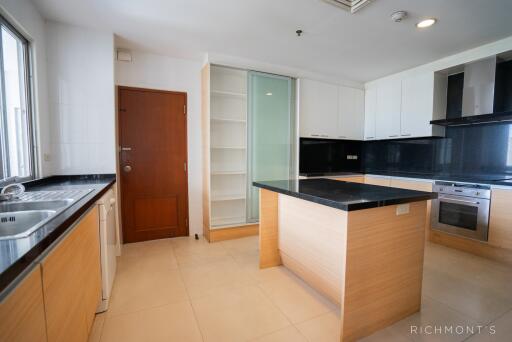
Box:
32;0;512;82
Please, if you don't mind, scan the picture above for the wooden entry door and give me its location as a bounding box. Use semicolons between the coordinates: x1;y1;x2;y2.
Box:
118;87;189;243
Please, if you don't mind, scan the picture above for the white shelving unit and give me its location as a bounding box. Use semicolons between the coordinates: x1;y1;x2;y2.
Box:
209;66;248;229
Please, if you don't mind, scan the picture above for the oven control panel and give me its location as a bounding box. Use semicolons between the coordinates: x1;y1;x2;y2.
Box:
433;181;491;199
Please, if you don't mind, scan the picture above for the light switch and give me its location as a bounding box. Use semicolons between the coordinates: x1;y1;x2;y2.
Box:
396;204;410;215
43;153;51;162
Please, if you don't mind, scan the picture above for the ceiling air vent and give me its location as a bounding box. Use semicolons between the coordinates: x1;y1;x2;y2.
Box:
323;0;373;13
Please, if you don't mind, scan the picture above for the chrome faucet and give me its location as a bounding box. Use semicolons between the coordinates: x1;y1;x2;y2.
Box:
0;183;25;201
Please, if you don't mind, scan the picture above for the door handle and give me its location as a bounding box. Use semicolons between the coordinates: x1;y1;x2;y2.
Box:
120;147;132;151
123;165;132;173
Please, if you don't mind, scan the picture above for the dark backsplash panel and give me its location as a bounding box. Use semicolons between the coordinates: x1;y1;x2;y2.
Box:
300;138;363;174
437;123;512;177
365;138;438;175
308;122;512;178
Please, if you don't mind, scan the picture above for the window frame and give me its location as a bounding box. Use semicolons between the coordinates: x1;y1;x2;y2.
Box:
0;14;36;185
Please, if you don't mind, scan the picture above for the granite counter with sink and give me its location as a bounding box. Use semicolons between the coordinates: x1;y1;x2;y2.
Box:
0;174;115;298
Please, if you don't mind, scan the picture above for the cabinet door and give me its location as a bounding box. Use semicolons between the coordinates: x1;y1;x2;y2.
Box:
0;266;47;342
401;73;434;138
330;176;365;183
42;207;101;342
364;87;377;140
80;207;102;332
376;79;401;139
488;188;512;250
338;86;364;140
299;78;338;138
364;176;391;186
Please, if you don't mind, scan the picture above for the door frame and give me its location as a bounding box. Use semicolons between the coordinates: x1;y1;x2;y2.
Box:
116;85;190;241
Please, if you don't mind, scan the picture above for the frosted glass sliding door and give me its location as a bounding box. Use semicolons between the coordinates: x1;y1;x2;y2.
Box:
247;72;296;222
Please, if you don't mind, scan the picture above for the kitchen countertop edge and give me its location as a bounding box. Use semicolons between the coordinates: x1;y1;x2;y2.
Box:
0;174;116;299
253;179;437;211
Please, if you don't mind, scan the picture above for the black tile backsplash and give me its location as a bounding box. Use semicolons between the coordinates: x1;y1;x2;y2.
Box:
300;138;363;174
301;123;512;179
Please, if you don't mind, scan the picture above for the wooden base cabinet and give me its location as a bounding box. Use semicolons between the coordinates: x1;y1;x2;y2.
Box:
488;188;512;250
0;266;47;342
41;207;101;342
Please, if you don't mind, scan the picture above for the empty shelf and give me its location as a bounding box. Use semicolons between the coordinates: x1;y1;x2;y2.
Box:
211;194;246;201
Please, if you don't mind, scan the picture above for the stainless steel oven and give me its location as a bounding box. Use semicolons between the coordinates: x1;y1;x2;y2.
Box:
431;181;491;241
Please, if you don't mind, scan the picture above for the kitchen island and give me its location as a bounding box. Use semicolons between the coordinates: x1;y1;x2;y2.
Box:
254;178;437;342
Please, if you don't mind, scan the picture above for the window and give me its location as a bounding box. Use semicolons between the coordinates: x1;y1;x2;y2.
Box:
0;16;33;182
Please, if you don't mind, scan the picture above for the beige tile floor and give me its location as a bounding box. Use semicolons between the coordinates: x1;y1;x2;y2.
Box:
88;236;512;342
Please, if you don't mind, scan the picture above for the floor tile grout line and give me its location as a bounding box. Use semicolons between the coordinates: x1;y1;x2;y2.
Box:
254;280;307;327
106;296;192;319
176;259;206;342
245;325;304;342
461;306;512;342
422;293;492;326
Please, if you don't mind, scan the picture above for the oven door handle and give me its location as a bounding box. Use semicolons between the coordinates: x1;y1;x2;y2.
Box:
438;195;480;205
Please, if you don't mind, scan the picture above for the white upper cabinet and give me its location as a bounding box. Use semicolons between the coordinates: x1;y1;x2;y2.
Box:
299;79;338;138
401;73;435;138
365;72;441;140
300;78;364;140
338;86;364;140
363;87;377;140
375;78;401;139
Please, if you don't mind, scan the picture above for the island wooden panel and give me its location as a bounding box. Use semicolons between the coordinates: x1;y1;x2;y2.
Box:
259;189;428;342
278;194;347;304
0;266;47;342
259;189;281;268
342;201;426;341
390;178;433;239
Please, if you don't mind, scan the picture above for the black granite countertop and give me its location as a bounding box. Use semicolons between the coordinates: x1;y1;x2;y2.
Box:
253;178;437;211
0;174;116;297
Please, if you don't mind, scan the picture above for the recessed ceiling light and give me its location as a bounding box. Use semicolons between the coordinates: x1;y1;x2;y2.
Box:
416;18;437;28
266;92;273;96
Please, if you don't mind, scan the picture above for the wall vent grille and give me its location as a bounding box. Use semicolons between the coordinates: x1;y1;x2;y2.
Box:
323;0;373;13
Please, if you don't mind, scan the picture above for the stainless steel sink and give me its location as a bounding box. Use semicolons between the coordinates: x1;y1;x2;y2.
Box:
0;200;73;213
0;210;56;238
0;189;93;240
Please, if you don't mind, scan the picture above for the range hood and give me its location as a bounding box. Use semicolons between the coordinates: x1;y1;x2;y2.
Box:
431;55;512;127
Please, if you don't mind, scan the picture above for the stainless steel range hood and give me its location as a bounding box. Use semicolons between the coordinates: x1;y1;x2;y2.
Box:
461;56;497;117
431;54;512;127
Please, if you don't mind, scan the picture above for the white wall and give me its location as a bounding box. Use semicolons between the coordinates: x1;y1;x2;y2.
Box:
207;52;364;89
115;50;203;236
366;35;512;87
46;21;116;174
0;0;52;176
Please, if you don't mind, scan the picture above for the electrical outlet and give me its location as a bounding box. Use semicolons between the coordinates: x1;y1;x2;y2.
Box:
396;204;410;215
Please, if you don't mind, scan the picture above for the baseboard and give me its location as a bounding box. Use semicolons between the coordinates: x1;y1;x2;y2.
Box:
430;229;512;266
208;224;259;242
